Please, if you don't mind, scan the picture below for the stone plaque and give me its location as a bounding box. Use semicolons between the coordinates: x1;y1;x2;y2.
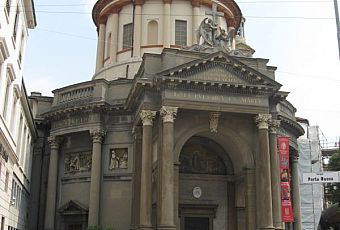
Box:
64;152;92;174
109;148;128;170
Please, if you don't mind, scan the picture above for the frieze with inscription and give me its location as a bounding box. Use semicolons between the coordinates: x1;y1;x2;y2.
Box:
165;89;268;107
52;114;91;129
109;148;128;170
64;152;92;174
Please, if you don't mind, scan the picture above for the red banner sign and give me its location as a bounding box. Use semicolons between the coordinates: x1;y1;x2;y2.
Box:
278;136;294;222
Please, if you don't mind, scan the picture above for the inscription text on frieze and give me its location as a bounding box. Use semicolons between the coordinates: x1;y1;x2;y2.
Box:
52;114;90;129
167;90;268;107
187;67;245;84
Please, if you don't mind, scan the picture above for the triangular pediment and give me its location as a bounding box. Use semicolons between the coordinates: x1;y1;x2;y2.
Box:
59;200;88;215
172;63;248;85
156;51;281;90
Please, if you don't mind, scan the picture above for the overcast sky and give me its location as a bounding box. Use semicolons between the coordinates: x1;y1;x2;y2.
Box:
24;0;340;146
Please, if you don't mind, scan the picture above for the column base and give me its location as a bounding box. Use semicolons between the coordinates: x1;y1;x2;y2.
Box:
157;225;176;230
139;227;154;230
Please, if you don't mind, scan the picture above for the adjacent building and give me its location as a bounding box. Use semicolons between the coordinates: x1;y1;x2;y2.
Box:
296;118;323;230
0;0;37;229
28;0;305;230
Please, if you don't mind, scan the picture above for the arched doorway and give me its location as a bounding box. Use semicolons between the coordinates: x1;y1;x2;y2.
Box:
178;136;236;230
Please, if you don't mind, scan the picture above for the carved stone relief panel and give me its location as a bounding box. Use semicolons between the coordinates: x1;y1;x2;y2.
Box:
64;152;92;174
109;148;128;170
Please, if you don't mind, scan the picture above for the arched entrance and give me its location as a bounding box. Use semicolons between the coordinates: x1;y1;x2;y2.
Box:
178;136;236;230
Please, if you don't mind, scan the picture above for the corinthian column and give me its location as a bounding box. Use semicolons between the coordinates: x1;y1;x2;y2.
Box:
88;129;105;227
254;114;274;230
269;120;283;230
44;136;61;230
291;155;302;230
139;110;156;230
95;23;106;72
158;106;177;230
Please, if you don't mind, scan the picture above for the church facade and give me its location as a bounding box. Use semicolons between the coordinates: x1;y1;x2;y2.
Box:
28;0;304;230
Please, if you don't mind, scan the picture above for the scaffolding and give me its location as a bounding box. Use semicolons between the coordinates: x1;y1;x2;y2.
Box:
298;124;324;230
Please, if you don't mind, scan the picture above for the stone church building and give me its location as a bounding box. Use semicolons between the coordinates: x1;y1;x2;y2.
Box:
28;0;305;230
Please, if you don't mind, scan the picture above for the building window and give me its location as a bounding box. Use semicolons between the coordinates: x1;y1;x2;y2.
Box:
2;77;11;120
123;23;133;49
147;20;158;45
11;179;16;206
175;20;187;47
18;33;25;64
13;7;19;41
1;216;5;230
9;96;17;133
5;171;9;192
16;115;23;156
5;0;11;15
20;126;27;165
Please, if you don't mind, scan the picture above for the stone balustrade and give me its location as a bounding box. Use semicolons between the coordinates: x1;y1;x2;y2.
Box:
52;80;109;107
58;86;94;104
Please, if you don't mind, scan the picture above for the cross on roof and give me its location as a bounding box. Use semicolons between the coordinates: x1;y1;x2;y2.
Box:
205;2;224;25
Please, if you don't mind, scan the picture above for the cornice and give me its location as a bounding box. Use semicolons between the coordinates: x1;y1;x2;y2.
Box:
278;115;305;138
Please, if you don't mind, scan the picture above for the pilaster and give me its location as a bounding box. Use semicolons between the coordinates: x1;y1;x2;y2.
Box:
109;12;119;63
163;2;171;48
133;4;142;57
95;23;106;72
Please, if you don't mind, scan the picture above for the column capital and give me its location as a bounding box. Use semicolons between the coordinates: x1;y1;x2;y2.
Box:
160;106;178;123
254;114;272;130
140;110;156;126
269;119;281;134
163;0;172;4
90;129;106;143
48;136;61;150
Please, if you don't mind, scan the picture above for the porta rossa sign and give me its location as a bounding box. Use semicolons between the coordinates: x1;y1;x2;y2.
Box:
303;172;339;184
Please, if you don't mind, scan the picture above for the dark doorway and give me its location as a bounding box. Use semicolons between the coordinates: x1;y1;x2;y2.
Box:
184;217;210;230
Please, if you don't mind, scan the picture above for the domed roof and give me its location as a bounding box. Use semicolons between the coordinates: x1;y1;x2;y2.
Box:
92;0;243;29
